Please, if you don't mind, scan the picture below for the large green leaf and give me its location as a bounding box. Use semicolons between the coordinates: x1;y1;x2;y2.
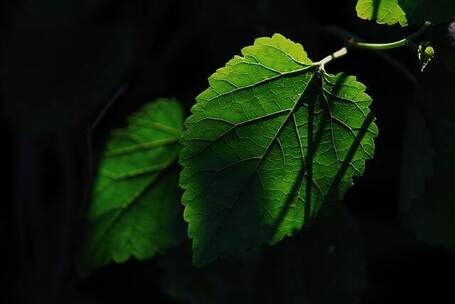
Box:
79;98;185;275
180;34;378;266
356;0;455;27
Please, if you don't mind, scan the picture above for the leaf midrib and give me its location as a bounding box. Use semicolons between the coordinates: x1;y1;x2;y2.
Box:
106;137;180;157
197;72;317;261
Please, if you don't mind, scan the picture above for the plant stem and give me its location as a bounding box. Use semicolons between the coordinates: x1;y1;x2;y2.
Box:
352;21;431;50
314;21;431;68
314;46;348;68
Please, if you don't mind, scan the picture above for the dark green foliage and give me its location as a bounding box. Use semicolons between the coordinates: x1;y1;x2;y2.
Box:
356;0;455;27
399;24;455;251
79;99;186;275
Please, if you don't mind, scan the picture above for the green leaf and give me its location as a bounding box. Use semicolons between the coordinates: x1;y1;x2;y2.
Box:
79;98;185;275
356;0;455;27
180;34;378;266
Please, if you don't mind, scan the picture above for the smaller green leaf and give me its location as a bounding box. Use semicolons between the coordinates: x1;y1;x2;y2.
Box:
79;98;185;275
356;0;455;27
418;41;435;72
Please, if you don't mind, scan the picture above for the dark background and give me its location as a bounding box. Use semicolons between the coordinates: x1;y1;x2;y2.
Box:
1;0;454;303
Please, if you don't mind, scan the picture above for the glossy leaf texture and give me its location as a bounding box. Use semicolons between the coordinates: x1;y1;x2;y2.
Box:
180;34;378;266
356;0;455;27
79;98;186;275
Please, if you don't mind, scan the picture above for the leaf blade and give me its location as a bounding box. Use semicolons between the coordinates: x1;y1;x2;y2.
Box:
180;34;378;266
356;0;455;27
79;98;185;275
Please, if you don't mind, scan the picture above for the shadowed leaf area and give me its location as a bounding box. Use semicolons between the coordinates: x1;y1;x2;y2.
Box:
180;34;378;266
159;205;368;304
79;99;186;276
356;0;455;27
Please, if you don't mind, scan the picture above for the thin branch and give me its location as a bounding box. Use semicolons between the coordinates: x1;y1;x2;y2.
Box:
88;83;128;132
313;46;348;69
351;21;431;50
312;21;431;71
310;24;418;86
85;82;128;201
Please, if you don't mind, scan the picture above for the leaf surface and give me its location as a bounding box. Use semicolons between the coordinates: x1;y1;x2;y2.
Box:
80;98;185;275
356;0;455;27
180;34;378;266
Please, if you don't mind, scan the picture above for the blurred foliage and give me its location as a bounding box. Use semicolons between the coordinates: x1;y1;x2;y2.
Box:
79;99;185;275
356;0;455;27
399;23;455;252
